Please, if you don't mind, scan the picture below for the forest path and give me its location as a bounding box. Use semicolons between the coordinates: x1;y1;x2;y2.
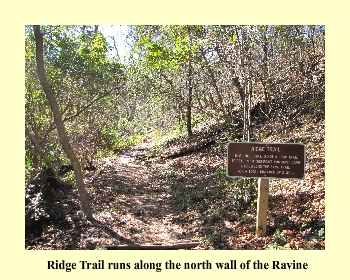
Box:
88;134;196;247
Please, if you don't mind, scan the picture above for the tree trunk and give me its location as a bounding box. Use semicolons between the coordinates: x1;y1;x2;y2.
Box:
186;39;193;137
261;26;270;115
33;25;93;220
232;77;246;108
201;49;228;122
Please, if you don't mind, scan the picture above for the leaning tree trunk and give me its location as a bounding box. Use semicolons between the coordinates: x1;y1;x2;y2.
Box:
33;25;93;220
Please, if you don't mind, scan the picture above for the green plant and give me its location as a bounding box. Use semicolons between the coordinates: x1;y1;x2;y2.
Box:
217;138;227;148
204;228;226;246
301;222;308;230
84;169;91;176
308;227;325;241
99;126;117;150
213;205;223;218
88;186;96;193
191;113;205;129
112;133;146;152
218;168;227;180
229;178;257;212
25;154;33;171
64;170;75;184
273;229;285;239
268;242;293;250
241;214;248;223
184;194;197;209
146;144;161;158
318;228;325;238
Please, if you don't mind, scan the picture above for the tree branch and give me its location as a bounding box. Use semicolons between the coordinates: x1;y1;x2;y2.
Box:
106;241;200;250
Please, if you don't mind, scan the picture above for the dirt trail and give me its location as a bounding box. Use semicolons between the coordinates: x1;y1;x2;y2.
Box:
89;137;198;247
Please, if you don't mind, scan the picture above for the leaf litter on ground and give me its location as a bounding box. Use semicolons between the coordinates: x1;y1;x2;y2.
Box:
25;114;325;250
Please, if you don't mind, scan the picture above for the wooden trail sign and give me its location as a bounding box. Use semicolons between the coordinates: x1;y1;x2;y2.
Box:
226;142;306;237
227;142;305;179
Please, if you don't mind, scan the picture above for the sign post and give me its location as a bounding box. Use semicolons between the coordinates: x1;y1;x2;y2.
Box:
227;142;305;237
256;178;269;237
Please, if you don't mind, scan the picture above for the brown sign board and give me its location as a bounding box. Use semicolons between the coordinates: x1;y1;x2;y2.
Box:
227;142;305;179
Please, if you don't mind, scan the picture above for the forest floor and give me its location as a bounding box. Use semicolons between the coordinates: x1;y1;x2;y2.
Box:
25;114;325;250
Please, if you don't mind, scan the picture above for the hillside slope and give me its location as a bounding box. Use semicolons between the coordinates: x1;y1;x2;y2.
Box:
25;110;325;250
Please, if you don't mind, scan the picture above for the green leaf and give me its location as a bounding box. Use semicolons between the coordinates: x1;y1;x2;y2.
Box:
231;33;237;42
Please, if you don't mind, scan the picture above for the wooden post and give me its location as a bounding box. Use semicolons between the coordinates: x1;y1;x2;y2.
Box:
256;178;269;237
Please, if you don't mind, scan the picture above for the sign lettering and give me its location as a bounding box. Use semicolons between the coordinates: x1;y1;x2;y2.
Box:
227;142;305;179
